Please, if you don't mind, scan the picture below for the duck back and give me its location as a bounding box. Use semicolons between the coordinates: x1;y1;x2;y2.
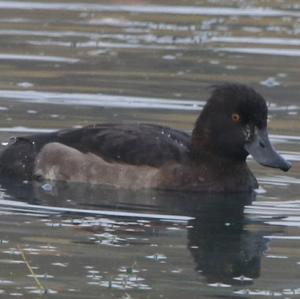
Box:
0;123;191;180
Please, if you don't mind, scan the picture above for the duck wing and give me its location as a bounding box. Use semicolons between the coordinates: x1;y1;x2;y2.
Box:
51;123;191;167
0;123;190;179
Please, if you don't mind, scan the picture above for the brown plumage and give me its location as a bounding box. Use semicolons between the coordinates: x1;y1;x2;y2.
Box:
0;83;291;192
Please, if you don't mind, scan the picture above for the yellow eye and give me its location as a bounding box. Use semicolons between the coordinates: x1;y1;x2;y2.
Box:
232;113;241;122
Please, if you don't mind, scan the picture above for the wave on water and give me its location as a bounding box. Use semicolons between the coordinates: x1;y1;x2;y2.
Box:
0;198;193;222
0;90;298;112
0;54;78;63
0;90;204;111
0;2;298;17
215;47;300;57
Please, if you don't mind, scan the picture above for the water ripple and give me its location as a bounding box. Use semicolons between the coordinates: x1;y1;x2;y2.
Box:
0;2;298;17
216;47;300;57
0;90;298;113
0;199;193;222
210;36;300;46
0;54;78;63
0;90;204;110
246;200;300;217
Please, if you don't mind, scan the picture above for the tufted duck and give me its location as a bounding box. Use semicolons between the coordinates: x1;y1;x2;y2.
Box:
0;83;291;192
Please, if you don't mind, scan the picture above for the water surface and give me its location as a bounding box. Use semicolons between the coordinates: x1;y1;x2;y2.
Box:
0;0;299;298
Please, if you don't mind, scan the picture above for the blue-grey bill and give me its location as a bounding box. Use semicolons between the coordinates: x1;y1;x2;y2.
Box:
244;128;291;172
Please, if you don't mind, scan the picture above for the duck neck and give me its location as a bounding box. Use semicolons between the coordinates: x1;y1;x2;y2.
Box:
190;129;247;167
190;149;247;170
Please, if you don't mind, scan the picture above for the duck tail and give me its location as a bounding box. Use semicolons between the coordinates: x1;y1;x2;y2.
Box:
0;137;36;180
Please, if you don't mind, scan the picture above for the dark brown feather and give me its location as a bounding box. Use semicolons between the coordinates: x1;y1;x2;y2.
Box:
0;123;191;179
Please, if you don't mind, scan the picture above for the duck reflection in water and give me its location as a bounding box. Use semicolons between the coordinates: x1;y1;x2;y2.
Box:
0;179;271;286
187;192;267;285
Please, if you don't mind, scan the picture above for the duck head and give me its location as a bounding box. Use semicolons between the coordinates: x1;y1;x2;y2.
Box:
192;83;291;171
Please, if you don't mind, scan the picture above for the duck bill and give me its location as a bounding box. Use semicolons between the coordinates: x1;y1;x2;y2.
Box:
244;128;291;172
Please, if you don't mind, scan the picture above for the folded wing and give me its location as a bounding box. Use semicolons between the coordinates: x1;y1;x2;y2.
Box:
0;123;191;179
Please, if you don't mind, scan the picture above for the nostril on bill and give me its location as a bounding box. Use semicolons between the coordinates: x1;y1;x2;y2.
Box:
259;141;265;148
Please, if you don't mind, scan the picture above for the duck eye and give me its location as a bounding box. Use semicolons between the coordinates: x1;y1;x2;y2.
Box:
231;113;241;123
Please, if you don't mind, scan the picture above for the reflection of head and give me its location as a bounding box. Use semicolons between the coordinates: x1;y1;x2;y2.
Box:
187;193;267;285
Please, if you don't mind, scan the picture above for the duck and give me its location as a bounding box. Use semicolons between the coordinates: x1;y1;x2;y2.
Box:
0;83;291;192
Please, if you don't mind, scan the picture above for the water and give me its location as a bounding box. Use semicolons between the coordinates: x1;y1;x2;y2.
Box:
0;0;299;298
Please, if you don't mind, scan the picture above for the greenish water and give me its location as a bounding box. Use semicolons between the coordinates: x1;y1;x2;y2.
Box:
0;0;299;298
